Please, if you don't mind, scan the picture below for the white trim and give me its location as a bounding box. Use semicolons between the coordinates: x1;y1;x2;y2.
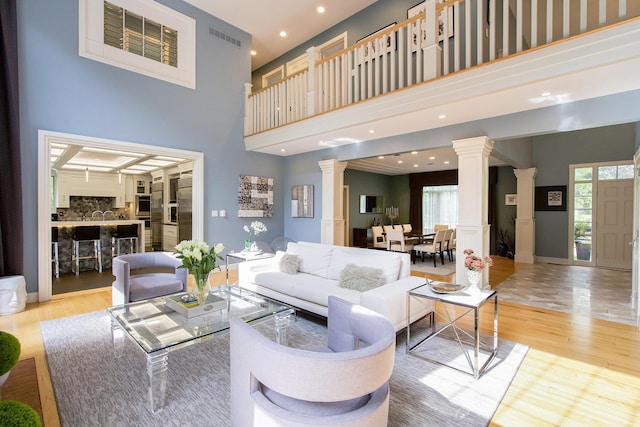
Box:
535;256;570;265
38;130;204;302
286;32;348;76
261;65;284;88
79;0;196;89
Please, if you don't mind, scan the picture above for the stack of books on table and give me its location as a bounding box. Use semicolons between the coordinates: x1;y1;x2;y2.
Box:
165;293;227;318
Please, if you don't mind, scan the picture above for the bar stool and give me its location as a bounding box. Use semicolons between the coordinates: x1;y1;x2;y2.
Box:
52;227;59;278
72;226;103;275
112;224;139;257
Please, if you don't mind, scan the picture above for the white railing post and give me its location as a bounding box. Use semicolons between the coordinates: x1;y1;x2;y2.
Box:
306;46;321;117
423;0;441;80
244;82;253;135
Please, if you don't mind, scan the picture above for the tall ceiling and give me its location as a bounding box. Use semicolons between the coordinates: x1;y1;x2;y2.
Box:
183;0;377;70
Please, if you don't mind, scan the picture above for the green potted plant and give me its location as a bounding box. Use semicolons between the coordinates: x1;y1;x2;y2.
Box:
0;400;41;426
0;331;21;399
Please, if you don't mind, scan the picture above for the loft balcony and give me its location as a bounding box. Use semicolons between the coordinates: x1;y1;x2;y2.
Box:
244;0;640;156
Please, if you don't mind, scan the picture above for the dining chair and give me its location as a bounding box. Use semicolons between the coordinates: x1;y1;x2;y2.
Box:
386;228;415;263
433;224;449;232
441;229;454;263
446;228;456;261
413;229;447;266
371;226;386;249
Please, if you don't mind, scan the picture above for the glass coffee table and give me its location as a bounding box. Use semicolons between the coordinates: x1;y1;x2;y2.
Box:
107;287;294;413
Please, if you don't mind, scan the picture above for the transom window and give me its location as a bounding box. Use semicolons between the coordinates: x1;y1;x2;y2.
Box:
104;1;178;68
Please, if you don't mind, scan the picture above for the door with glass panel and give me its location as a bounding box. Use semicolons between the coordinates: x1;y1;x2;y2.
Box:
571;163;633;268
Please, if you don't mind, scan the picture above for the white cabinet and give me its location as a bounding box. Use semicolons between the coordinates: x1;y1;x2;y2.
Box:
163;224;178;251
56;171;126;208
125;175;135;203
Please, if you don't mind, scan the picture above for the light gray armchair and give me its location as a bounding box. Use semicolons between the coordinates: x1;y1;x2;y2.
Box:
111;252;188;305
230;296;396;427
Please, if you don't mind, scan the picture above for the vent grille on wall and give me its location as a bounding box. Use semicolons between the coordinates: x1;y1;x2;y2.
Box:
209;27;241;47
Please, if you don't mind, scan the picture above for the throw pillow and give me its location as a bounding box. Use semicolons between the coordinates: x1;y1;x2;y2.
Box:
338;264;385;292
279;253;299;275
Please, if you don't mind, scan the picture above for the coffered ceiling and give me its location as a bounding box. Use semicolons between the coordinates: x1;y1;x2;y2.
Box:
49;143;187;175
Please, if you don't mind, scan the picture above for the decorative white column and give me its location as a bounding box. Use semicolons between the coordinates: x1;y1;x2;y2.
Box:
514;168;537;263
452;136;494;289
318;159;347;245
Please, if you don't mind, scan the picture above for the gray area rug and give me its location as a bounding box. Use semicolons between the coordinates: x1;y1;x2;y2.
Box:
41;310;527;426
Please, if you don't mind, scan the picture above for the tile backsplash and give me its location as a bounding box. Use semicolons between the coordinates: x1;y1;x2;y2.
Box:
56;196;129;221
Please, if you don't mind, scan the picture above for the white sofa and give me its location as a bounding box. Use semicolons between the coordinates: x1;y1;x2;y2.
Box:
238;241;433;332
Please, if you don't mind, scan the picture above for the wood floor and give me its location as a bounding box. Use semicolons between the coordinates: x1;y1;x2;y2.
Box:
1;260;640;426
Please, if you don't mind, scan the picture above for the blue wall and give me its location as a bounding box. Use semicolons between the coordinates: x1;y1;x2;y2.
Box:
532;124;636;258
17;0;284;292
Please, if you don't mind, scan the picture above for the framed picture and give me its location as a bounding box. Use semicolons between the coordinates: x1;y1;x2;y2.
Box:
357;22;396;63
407;0;454;49
238;175;274;217
291;185;314;218
535;186;567;211
505;194;517;206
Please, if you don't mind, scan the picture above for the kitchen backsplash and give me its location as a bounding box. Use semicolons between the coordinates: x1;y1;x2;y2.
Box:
56;196;129;221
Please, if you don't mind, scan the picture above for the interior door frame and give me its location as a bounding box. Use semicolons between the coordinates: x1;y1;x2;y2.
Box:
633;149;640;317
37;129;204;302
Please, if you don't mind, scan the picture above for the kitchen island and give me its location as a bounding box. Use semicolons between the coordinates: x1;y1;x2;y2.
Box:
52;220;146;275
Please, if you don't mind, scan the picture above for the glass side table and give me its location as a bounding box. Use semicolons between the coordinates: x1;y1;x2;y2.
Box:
225;251;275;288
406;282;498;379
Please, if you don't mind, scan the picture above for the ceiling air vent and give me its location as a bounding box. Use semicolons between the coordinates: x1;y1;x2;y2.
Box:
209;27;241;48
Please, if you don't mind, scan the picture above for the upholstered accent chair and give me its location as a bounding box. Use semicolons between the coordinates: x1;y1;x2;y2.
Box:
111;252;188;305
230;296;396;427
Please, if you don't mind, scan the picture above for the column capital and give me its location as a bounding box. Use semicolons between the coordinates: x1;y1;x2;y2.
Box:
514;167;538;180
318;159;347;174
452;136;494;157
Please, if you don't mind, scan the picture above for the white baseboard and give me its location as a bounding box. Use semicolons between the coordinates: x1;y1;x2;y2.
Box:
535;256;570;265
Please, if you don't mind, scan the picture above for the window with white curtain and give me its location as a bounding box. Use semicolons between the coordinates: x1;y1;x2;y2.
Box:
422;185;458;232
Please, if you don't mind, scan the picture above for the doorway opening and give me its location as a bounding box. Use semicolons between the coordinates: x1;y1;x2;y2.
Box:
38;130;204;302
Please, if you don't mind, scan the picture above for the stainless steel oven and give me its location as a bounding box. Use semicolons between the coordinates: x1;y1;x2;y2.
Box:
135;195;151;216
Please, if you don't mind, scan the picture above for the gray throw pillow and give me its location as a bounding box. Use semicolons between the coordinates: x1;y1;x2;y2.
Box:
279;253;299;274
338;264;385;292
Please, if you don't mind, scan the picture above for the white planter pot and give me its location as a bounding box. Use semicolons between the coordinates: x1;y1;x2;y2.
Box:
0;370;11;400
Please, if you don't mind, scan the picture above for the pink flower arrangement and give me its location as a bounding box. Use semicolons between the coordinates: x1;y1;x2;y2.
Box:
463;249;493;271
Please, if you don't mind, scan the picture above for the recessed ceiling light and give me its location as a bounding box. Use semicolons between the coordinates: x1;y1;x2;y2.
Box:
411;151;418;155
438;114;446;119
429;156;435;160
378;156;384;159
280;148;286;152
413;164;419;167
541;91;551;97
397;160;403;164
280;31;287;37
250;50;257;56
317;6;325;13
444;161;450;164
369;129;375;134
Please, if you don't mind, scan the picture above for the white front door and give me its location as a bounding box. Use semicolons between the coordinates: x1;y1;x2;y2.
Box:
596;180;633;269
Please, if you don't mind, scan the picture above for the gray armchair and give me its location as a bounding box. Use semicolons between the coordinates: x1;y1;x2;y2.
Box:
230;296;396;426
111;252;188;305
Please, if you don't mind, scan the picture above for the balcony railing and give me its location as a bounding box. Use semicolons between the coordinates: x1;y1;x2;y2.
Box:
245;0;637;136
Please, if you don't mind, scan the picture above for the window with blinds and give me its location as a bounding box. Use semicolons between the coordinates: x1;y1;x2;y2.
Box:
103;1;178;68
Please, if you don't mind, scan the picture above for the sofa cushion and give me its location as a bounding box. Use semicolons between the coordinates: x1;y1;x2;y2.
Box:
128;273;184;302
338;264;385;292
279;253;299;274
328;248;402;284
286;242;333;278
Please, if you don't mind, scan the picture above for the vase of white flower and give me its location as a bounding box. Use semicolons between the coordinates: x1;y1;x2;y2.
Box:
175;240;224;305
243;221;267;252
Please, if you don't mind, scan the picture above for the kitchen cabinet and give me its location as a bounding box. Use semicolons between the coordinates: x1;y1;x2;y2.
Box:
125;175;134;203
163;224;178;251
56;171;125;208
